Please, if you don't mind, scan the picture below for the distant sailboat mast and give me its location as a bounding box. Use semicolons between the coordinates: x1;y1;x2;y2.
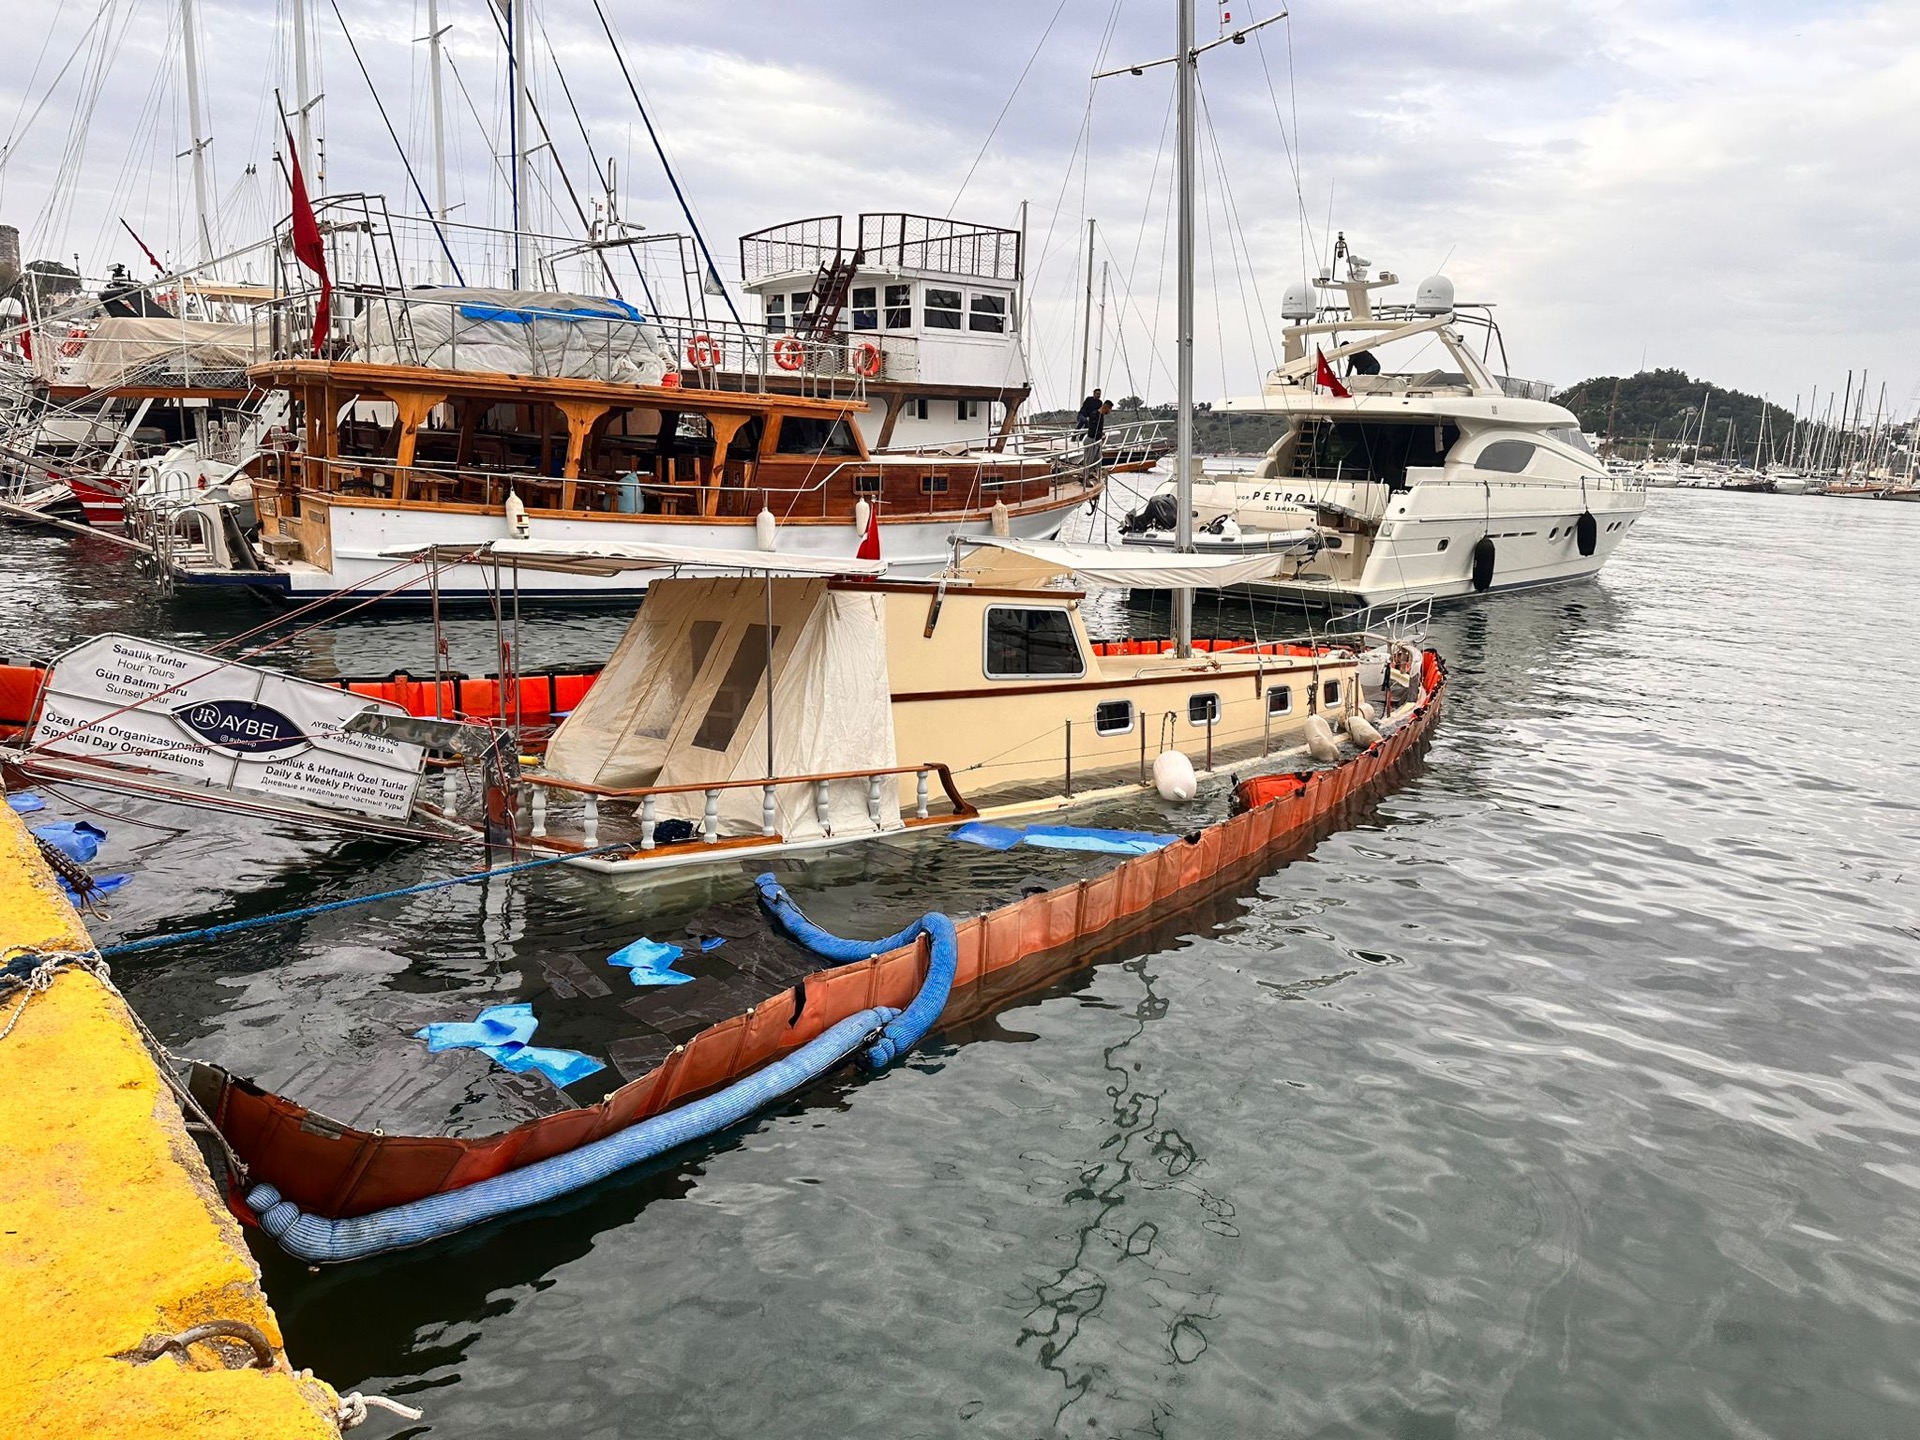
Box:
178;0;215;263
1171;0;1197;657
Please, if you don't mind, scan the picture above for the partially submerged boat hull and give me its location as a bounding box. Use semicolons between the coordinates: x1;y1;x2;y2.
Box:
199;651;1444;1226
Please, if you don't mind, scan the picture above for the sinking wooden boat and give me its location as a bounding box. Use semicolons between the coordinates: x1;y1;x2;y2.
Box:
192;647;1444;1257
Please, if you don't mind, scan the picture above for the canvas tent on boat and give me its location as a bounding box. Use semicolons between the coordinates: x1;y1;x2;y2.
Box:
541;575;900;839
351;287;676;383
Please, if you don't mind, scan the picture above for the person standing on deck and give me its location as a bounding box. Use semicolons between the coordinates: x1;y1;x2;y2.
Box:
1074;388;1103;435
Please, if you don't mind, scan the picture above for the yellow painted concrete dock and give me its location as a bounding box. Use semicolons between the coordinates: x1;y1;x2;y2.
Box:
0;803;341;1437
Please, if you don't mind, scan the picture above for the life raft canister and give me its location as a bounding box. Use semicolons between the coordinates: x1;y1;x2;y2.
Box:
1470;535;1496;591
685;333;722;369
772;335;806;371
851;341;883;378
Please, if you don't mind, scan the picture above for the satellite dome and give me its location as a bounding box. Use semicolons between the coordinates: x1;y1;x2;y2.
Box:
1281;280;1317;321
1414;275;1455;315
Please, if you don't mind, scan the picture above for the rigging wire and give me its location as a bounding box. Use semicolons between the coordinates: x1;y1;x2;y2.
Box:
948;0;1073;218
323;0;465;284
1252;25;1319;281
588;0;742;324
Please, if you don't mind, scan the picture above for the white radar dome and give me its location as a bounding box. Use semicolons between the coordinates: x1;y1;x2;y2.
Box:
1414;275;1456;315
1281;280;1317;321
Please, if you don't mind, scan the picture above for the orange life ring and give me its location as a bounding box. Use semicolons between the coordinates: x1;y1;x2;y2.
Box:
685;333;721;368
851;341;883;378
772;335;806;371
59;326;88;357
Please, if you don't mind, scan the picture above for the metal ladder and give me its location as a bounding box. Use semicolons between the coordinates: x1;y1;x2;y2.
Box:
798;248;864;338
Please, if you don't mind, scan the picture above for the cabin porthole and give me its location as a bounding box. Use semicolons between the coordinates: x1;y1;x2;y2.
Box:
1095;700;1135;736
1436;538;1450;552
1189;693;1220;726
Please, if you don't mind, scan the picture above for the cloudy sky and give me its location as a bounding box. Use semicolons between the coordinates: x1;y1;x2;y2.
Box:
2;0;1914;418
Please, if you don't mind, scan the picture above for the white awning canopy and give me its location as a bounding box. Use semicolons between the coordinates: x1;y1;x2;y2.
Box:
378;538;889;579
953;534;1316;591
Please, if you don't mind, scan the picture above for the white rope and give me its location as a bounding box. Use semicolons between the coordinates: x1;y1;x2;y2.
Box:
338;1392;426;1429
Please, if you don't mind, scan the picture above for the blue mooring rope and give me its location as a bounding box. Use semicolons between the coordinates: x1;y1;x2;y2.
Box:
99;844;629;958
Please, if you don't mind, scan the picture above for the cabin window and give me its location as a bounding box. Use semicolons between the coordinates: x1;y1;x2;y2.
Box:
985;607;1084;679
853;472;883;494
1285;418;1461;490
789;291;813;323
884;284;913;329
1474;440;1536;473
765;294;785;332
957;399;981;422
1322;679;1342;705
969;293;1007;333
1547;426;1594;455
1095;700;1134;736
693;625;780;752
1267;685;1292;716
924;288;964;329
775;416;860;456
900;397;929;421
850;287;878;331
920;473;950;494
1189;693;1220;725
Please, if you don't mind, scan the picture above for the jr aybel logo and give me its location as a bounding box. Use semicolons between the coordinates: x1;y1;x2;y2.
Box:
173;699;309;754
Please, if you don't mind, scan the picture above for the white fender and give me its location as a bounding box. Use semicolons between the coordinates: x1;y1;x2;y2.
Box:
754;507;778;551
1152;749;1197;802
1304;715;1341;763
1347;713;1382;748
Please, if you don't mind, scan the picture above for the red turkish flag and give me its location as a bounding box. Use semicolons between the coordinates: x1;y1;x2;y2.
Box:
856;503;881;561
286;127;331;356
1315;346;1351;398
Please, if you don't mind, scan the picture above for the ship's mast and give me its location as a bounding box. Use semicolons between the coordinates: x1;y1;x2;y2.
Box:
426;0;450;279
1172;0;1196;657
510;0;534;286
179;0;215;263
290;0;317;184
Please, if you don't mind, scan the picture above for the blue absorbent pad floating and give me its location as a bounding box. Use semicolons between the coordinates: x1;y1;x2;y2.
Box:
6;792;45;814
416;1002;538;1052
413;1002;603;1087
607;936;692;986
698;935;727;952
32;820;107;864
484;1043;605;1088
949;822;1026;851
1023;826;1178;856
59;873;131;901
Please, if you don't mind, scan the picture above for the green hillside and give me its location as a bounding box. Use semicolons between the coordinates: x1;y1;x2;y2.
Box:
1554;370;1795;461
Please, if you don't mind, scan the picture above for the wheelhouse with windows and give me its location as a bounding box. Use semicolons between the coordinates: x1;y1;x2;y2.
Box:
738;212;1030;453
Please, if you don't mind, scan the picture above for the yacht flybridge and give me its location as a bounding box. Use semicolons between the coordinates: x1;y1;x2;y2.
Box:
1121;241;1647;608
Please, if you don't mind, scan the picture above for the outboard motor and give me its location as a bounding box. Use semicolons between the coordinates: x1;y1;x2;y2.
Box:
1121;491;1181;535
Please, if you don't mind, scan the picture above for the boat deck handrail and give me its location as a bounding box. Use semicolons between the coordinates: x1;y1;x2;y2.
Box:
523;762;976;849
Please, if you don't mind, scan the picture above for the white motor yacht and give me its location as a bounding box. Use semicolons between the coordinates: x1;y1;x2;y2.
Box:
1120;242;1646;608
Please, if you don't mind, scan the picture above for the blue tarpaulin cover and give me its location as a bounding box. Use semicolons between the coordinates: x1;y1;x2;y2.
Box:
414;1002;605;1087
1024;826;1178;856
949;822;1026;851
607;937;693;986
951;822;1177;856
32;820;107;864
6;793;45;814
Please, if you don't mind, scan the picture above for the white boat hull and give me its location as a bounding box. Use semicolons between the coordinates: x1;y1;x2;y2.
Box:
170;493;1090;600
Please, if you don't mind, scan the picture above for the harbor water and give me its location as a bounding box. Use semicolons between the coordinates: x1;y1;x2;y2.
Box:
4;489;1919;1438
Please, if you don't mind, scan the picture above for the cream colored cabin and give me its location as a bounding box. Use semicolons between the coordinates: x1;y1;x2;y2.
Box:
537;553;1367;845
